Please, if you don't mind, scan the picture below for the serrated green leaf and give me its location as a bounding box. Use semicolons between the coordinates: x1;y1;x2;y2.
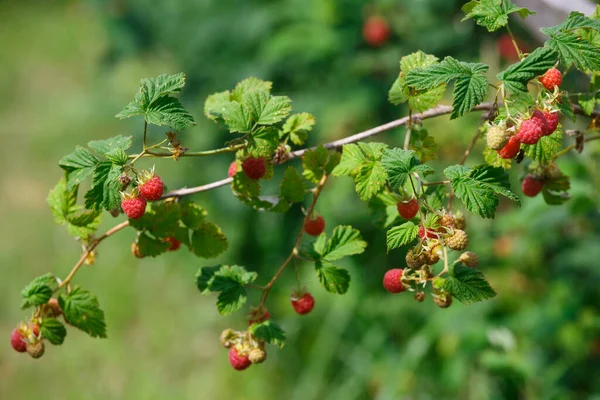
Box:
180;202;207;230
381;148;434;189
204;90;232;121
243;90;292;126
368;191;402;229
88;135;132;155
128;202;181;238
249;127;279;158
332;143;388;200
545;32;600;72
105;148;128;165
282;113;315;145
59;146;99;189
59;287;107;338
84;162;123;211
409;125;438;163
405;57;489;119
195;265;257;316
483;146;512;169
250;320;286;348
280;167;306;203
524;130;563;164
444;164;519;218
316;261;351;294
191;222;228;259
21;274;55;309
302;145;329;183
231;77;273;103
137;232;170;257
40;318;67;345
462;0;534;32
144;96;195;130
541;11;600;37
355;161;387;201
221;100;253;133
316;225;367;262
217;287;247;315
443;264;496;304
578;93;597;116
47;178;102;238
386;222;418;252
497;47;559;93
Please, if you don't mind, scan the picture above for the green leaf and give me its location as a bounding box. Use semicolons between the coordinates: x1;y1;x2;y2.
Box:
105;148;128;165
405;57;489;119
355;161;387;201
409;125;438;163
282;113;315;145
243;89;292;126
48;178;102;238
302;145;329;183
21;274;55;309
316;225;367;262
231;77;273;102
84;162;123;211
249;127;280;158
462;0;534;32
280;167;306;203
444;164;519;218
249;320;286;349
542;175;571;205
540;11;600;37
381;148;434;189
180;202;207;230
195;265;257;316
59;146;99;189
389;51;446;112
59;287;107;338
204;90;232;122
315;261;351;294
137;232;170;257
115;73;195;130
191;222;228;258
497;47;560;93
220;100;253;133
483;146;512;169
128;202;181;238
443;264;496;304
386;222;419;252
368;191;402;229
40;318;67;345
524;130;563;164
332;143;388;200
545;32;600;72
88;135;132;155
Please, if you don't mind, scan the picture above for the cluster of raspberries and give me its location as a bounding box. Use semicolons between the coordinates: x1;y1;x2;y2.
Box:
121;170;165;220
487;68;563;160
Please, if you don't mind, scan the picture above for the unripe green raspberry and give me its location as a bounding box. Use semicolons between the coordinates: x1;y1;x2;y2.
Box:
458;251;479;268
487;125;511;150
248;347;267;364
446;229;469;251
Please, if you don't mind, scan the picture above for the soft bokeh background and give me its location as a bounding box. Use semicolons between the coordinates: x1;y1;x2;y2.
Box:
2;0;600;399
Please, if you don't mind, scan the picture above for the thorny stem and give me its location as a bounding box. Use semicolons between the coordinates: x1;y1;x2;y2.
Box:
257;174;329;307
57;221;130;290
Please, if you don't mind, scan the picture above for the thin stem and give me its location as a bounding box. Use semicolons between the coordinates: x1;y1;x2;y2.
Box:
437;245;449;277
57;221;130;290
143;121;148;150
404;109;413;151
127;143;246;160
422;180;450;186
259;174;329;307
505;24;523;60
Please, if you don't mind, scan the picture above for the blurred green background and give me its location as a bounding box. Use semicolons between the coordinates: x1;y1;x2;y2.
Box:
2;0;600;399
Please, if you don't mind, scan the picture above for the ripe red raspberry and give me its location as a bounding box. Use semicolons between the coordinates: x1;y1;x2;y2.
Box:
383;269;405;293
229;347;251;371
539;68;562;91
497;136;521;159
121;195;147;220
304;215;325;236
363;16;390;47
543;111;560;135
397;198;419;219
163;237;181;251
522;175;544;197
138;175;164;201
516;119;544;145
228;161;238;178
418;225;437;239
291;292;315;315
242;157;266;180
10;328;26;353
530;110;549;135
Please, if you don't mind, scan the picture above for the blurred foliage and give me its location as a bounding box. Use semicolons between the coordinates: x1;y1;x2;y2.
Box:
1;0;600;399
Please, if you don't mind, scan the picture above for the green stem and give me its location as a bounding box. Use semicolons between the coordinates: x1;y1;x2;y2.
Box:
143;121;148;150
505;24;523;60
127;143;246;160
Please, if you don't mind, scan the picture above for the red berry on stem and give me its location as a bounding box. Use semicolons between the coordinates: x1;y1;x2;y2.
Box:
539;68;562;91
363;16;390;47
418;225;437;239
497;136;521;159
543;111;560;135
397;198;419;220
383;269;405;293
248;310;271;326
10;328;26;353
163;237;181;251
229;347;251;371
304;215;325;236
242;157;266;180
516;119;544;145
530;110;549;135
228;161;238;178
291;293;315;315
139;175;164;201
522;175;544;197
121;195;147;220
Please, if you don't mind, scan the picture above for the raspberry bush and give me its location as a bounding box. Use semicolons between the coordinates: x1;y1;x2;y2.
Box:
11;3;600;373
